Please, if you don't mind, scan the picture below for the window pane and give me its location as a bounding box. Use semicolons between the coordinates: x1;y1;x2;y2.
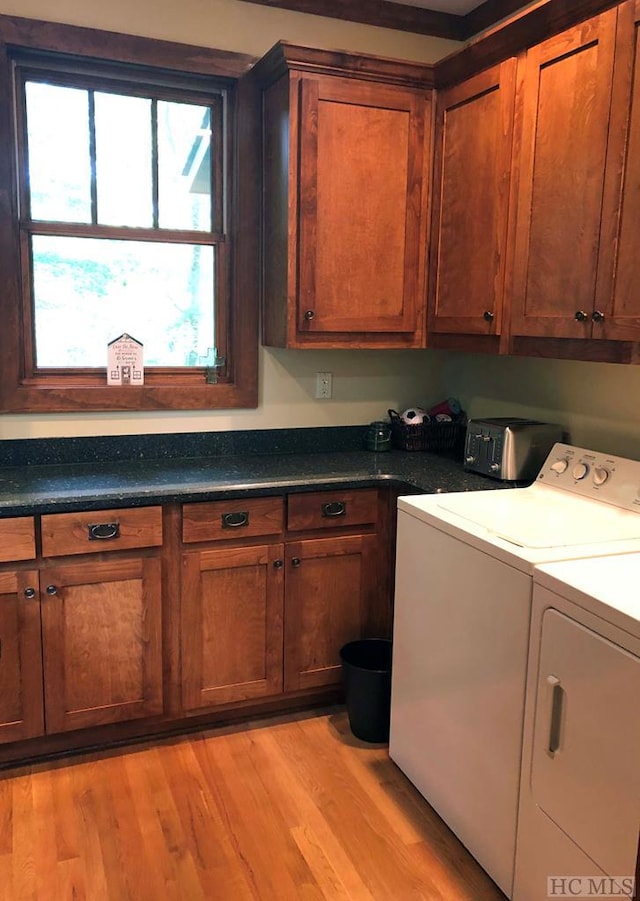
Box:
25;82;92;223
95;92;153;227
31;235;215;368
158;101;212;230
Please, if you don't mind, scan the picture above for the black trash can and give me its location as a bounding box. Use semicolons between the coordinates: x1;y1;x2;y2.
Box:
339;638;392;743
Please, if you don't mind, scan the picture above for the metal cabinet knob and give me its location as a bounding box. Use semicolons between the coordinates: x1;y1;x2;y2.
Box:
591;310;605;323
24;587;36;598
45;585;58;595
574;310;589;322
291;557;301;567
303;310;315;321
483;310;494;322
273;559;283;569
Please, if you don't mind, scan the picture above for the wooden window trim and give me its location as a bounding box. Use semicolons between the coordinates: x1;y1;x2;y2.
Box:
0;14;259;412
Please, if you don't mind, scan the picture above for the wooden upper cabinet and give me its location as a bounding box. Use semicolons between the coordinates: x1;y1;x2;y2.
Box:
594;0;640;342
259;43;432;348
510;9;619;340
429;59;517;349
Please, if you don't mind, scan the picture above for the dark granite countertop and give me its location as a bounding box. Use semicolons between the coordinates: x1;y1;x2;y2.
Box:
0;447;512;517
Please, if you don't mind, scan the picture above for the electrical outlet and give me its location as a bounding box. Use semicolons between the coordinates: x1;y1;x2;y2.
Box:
315;371;333;399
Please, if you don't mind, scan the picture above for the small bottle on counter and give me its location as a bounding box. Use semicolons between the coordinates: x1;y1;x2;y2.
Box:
365;421;392;452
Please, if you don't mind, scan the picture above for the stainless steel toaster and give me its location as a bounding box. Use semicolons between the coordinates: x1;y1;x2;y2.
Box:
464;417;564;481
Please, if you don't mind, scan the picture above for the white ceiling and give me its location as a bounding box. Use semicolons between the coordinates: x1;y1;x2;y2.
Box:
388;0;488;14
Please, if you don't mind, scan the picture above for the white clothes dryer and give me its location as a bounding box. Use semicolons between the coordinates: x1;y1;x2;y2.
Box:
513;553;640;901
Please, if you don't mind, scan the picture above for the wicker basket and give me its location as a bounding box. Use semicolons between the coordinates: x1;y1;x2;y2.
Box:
388;409;467;452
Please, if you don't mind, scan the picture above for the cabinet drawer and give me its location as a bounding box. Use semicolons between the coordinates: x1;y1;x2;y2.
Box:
0;517;36;562
182;497;284;543
41;506;163;557
287;489;378;532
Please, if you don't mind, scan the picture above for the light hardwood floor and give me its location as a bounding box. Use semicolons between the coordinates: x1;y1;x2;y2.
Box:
0;707;507;900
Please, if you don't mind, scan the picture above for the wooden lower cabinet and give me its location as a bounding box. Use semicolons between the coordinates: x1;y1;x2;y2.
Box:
181;543;285;710
0;569;44;744
0;489;389;758
180;520;384;709
284;534;379;691
40;555;163;733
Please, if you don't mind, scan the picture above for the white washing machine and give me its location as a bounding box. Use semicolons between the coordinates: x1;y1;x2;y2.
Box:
390;444;640;898
513;553;640;901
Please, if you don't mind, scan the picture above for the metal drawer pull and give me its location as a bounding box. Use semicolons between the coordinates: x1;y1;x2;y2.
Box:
547;674;564;755
88;522;120;541
322;501;346;518
221;511;250;529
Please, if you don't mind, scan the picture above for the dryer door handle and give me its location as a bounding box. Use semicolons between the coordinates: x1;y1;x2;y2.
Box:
546;675;564;755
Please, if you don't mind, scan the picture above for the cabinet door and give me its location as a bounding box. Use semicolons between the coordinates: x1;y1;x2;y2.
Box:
510;10;618;339
181;544;284;710
531;608;640;878
595;0;640;342
0;570;44;744
429;60;516;341
0;518;36;563
41;556;163;733
297;75;429;343
284;534;378;691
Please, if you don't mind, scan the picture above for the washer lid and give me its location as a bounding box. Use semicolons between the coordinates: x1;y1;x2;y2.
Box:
436;486;640;549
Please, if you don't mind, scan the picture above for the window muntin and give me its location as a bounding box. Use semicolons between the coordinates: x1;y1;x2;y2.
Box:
18;64;226;375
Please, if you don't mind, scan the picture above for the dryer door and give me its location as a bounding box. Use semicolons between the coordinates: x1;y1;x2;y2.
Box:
531;608;640;877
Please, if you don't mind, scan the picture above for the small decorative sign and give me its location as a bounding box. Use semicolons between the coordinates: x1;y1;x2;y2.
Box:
107;333;144;385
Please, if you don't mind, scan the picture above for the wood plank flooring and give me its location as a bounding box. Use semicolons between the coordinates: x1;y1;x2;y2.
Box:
0;707;507;900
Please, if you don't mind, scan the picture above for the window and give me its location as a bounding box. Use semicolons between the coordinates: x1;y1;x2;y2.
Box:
0;20;258;411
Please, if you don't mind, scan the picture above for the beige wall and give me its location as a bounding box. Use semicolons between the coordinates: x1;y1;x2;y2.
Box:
1;348;444;439
2;0;640;460
0;0;460;62
439;352;640;459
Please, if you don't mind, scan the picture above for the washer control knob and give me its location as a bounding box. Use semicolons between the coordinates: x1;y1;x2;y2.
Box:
550;459;569;474
593;466;609;486
490;463;500;472
572;462;589;481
